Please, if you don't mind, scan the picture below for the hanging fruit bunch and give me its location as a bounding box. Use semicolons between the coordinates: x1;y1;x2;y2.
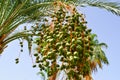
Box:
33;2;108;80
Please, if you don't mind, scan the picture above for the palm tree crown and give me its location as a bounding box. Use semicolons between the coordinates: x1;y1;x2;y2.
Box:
0;0;120;79
0;0;120;54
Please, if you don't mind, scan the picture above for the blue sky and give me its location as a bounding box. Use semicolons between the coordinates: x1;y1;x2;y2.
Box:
0;0;120;80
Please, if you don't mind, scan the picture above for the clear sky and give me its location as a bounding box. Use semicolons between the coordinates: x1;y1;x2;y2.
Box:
0;0;120;80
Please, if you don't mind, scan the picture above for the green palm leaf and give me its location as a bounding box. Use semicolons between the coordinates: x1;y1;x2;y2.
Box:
60;0;120;16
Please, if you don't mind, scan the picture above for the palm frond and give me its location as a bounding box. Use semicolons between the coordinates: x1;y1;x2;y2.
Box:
93;43;109;68
19;2;54;21
0;0;52;39
19;2;54;15
3;30;39;54
4;32;30;45
99;42;108;48
86;0;120;16
65;0;120;16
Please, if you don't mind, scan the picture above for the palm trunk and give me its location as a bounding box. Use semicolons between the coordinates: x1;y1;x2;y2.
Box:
0;34;6;54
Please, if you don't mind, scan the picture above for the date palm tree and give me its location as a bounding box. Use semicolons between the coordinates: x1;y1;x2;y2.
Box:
0;0;120;80
0;0;120;54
